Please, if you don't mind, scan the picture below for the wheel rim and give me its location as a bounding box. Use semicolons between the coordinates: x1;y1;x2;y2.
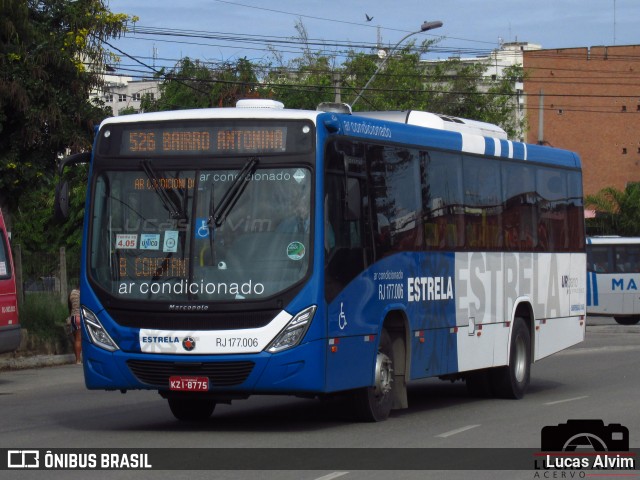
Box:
514;335;527;383
374;351;393;397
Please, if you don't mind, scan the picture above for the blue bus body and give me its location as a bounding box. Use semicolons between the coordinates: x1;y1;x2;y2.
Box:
76;102;586;420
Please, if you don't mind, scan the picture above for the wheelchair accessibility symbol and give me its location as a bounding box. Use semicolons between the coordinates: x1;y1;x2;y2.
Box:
338;302;347;330
196;218;210;239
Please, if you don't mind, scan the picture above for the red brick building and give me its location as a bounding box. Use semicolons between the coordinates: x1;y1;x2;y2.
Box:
523;45;640;196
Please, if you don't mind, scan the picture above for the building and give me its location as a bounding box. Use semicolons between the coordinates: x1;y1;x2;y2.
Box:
90;74;160;116
523;45;640;196
426;41;541;142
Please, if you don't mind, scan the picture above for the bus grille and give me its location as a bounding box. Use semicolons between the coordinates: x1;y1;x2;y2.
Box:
127;360;255;387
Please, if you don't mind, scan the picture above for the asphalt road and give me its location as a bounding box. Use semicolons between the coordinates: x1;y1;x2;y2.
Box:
1;315;638;480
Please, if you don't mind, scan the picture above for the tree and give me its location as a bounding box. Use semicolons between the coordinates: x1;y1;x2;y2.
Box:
343;40;436;111
1;0;133;272
261;20;337;109
342;49;525;137
585;183;640;236
0;0;133;209
141;57;260;112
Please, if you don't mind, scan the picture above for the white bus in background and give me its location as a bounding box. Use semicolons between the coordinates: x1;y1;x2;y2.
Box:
587;236;640;325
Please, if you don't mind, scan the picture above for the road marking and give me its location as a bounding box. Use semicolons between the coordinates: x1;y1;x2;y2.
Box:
559;345;640;355
314;473;349;480
544;395;589;406
436;424;481;438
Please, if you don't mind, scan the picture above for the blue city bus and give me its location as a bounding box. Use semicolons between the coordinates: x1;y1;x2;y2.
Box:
56;99;586;421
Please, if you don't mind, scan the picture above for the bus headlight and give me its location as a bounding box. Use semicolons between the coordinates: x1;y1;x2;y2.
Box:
82;306;119;352
267;306;317;353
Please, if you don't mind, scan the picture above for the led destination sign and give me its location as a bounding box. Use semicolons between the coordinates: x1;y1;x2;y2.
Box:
121;126;287;155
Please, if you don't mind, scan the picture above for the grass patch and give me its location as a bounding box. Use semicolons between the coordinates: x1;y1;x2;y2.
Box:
20;293;69;340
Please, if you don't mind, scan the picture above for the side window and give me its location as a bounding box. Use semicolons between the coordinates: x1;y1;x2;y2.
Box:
0;231;12;280
615;245;640;273
567;171;585;251
587;245;611;273
324;142;367;302
369;145;423;256
463;156;503;250
423;152;464;250
537;168;569;251
502;163;537;251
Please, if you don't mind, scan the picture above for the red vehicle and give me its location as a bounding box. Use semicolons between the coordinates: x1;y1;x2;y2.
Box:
0;208;20;353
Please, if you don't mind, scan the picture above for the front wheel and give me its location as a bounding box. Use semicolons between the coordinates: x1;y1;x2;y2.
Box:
168;398;216;422
489;318;531;399
351;329;394;422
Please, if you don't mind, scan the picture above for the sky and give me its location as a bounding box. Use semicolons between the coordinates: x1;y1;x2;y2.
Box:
106;0;637;75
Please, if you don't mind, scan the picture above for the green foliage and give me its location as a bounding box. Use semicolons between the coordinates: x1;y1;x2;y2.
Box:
140;21;523;137
142;57;259;111
20;293;68;340
261;20;336;109
0;0;132;209
343;40;435;111
12;164;86;276
585;183;640;236
118;105;138;115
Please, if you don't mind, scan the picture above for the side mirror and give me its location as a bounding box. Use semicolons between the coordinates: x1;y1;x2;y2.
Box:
54;180;69;221
53;151;91;221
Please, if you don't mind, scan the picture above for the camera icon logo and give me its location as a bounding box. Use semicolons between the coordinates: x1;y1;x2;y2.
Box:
541;420;629;452
7;450;40;468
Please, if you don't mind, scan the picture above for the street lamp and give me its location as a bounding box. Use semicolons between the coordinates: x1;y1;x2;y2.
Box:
351;20;443;107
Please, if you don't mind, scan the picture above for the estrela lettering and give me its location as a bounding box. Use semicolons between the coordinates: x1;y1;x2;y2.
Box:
407;276;453;302
142;336;180;343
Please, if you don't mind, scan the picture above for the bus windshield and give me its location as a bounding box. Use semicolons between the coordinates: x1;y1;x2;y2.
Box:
88;165;313;303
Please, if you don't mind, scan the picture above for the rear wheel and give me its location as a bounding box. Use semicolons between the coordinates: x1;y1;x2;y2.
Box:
352;329;394;422
489;318;531;399
614;316;640;325
168;398;216;421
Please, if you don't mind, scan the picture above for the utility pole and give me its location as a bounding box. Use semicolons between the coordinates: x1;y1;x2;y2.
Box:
333;72;342;103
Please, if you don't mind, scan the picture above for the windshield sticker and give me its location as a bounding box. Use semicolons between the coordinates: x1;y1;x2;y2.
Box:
293;169;306;183
115;234;137;249
163;231;178;252
195;218;210;239
139;234;160;250
287;241;306;261
0;262;6;276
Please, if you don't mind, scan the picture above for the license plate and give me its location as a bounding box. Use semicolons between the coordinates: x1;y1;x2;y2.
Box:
169;376;209;391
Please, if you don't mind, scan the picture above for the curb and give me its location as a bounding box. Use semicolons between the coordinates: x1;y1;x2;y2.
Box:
0;354;76;371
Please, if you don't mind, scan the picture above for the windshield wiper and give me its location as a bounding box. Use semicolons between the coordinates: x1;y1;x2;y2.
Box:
140;160;185;219
211;157;258;227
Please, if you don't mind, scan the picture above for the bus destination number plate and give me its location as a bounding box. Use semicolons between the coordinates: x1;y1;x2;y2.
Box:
169;376;209;391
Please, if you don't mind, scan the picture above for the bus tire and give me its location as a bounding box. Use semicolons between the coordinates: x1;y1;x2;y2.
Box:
168;398;216;421
352;329;394;422
614;316;640;325
489;318;531;399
